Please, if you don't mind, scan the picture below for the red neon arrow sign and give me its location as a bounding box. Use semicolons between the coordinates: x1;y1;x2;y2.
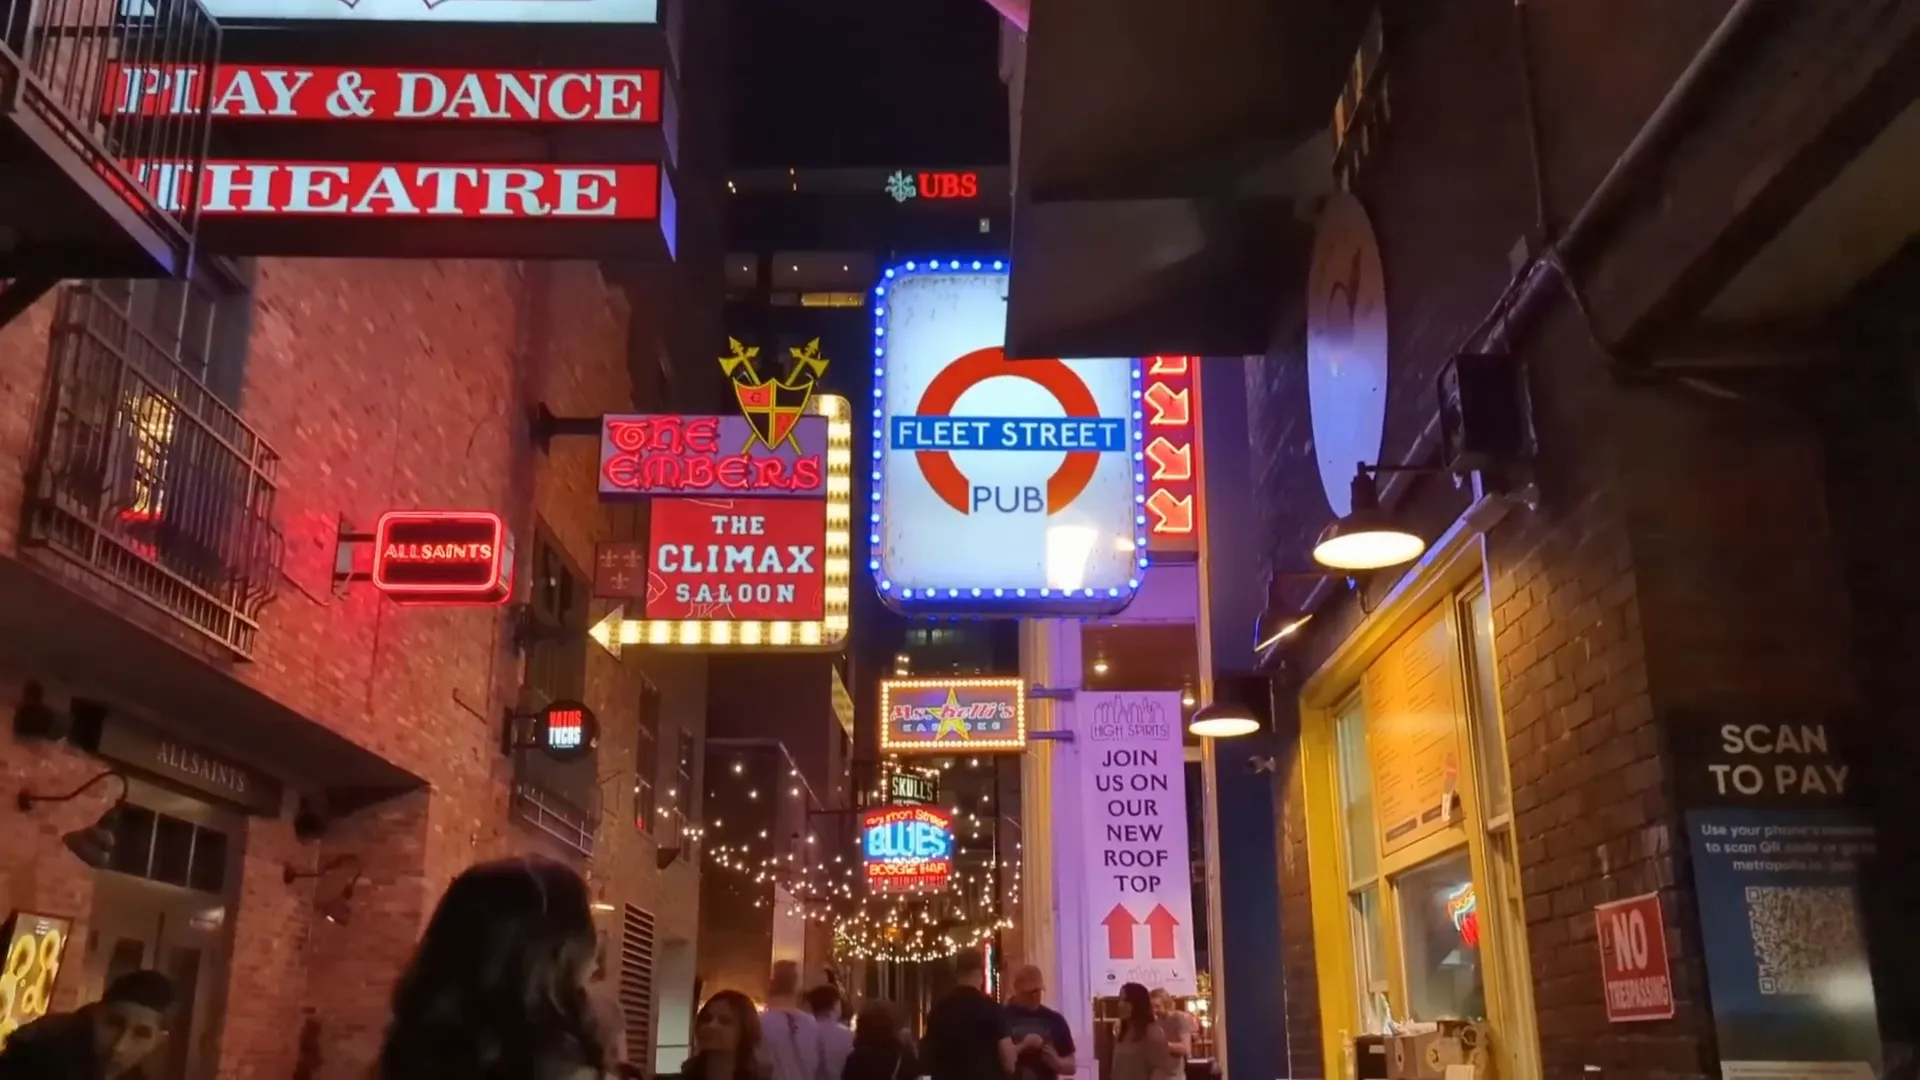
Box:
1146;489;1194;535
1143;382;1191;426
1145;437;1192;482
1145;904;1181;960
1147;355;1191;376
1102;905;1138;960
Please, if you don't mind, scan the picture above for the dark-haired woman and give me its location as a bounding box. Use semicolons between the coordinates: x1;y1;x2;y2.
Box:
682;991;768;1080
841;1002;918;1080
378;857;610;1080
1109;984;1177;1080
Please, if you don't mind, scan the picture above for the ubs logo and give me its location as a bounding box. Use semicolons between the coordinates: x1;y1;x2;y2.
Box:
887;346;1126;517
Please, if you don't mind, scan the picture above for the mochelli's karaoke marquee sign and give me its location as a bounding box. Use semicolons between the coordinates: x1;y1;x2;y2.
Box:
879;677;1027;755
590;341;851;651
871;260;1147;616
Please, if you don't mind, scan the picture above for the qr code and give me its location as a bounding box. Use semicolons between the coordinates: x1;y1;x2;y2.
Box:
1744;886;1865;996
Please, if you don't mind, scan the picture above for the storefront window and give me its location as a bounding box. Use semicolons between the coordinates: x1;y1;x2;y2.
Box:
1350;886;1388;1031
1394;849;1484;1022
1335;695;1377;882
1463;590;1510;822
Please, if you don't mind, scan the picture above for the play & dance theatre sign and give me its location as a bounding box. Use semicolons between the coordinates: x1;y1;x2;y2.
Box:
111;66;662;123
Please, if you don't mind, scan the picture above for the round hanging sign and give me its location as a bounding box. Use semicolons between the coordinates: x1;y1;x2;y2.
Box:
1305;191;1390;516
533;701;600;763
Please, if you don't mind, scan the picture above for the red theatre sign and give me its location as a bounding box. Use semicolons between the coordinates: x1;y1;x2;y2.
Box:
108;65;662;124
372;510;513;604
644;498;827;621
134;161;661;220
1143;356;1200;554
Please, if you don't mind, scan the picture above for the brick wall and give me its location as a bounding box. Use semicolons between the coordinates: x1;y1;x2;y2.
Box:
1244;2;1914;1079
0;257;704;1080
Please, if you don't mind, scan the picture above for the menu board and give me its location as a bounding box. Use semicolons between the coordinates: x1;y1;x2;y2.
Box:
1363;607;1464;855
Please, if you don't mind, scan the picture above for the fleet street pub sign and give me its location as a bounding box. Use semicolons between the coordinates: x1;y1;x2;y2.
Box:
110;5;677;261
589;340;852;651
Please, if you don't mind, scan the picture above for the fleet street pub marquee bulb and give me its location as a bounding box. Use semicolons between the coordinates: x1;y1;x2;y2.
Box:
868;258;1151;614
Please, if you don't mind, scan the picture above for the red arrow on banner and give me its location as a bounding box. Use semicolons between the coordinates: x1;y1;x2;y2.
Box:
1146;488;1194;534
1145;437;1192;482
1145;905;1181;960
1147;355;1192;376
1102;905;1138;960
1143;382;1191;426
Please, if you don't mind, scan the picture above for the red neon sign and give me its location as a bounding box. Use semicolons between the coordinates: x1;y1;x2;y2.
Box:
107;65;662;124
372;511;513;604
131;160;661;220
1143;356;1200;553
598;415;825;498
644;498;826;621
917;171;978;199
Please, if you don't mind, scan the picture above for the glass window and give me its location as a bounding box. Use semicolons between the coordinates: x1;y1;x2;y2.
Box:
1395;849;1484;1022
1350;886;1388;1032
1334;695;1377;883
1463;590;1511;821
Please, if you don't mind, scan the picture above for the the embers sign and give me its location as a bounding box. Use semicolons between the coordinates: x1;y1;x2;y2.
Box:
598;415;825;497
110;65;662;123
372;510;514;604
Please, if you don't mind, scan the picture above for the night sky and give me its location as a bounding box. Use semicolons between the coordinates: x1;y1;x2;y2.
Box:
726;0;1010;169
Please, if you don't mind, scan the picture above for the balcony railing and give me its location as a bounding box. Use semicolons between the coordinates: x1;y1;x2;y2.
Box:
0;0;221;265
26;281;281;659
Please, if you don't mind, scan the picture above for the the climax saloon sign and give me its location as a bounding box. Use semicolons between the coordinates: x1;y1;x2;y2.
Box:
589;341;851;651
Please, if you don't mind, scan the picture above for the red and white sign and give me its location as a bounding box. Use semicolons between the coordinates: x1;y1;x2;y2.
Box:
645;498;826;622
134;160;661;219
371;510;513;604
1594;893;1675;1023
1142;356;1199;554
169;0;658;26
109;65;661;123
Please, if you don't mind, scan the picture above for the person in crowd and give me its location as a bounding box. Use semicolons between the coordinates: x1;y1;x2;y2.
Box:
376;856;609;1080
761;961;827;1080
0;969;174;1080
1003;966;1074;1080
841;1002;918;1080
1148;990;1194;1063
807;985;854;1080
683;990;768;1080
1109;984;1178;1080
919;948;1013;1080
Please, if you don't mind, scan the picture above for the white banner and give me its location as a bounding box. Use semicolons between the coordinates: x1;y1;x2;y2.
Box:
1080;691;1198;996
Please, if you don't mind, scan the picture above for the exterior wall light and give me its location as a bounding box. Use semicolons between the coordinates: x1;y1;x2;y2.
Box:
1188;702;1260;739
1311;465;1428;572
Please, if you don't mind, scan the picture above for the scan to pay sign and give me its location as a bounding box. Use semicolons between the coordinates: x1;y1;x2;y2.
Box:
1080;690;1197;996
873;266;1143;611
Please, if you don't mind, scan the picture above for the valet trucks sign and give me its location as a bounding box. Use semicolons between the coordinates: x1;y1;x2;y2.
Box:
871;260;1148;616
1080;691;1197;996
589;340;852;651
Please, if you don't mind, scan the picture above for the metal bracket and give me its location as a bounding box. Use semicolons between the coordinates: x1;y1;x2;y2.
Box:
332;518;373;597
529;403;605;454
1028;730;1076;744
1027;686;1075;701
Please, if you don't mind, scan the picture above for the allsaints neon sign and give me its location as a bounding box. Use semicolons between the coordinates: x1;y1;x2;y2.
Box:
134;161;662;219
861;805;954;894
371;511;513;604
108;65;662;123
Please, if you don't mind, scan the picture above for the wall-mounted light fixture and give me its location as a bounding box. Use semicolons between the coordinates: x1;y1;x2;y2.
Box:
1312;464;1430;572
1188;702;1261;740
285;854;362;925
17;769;128;868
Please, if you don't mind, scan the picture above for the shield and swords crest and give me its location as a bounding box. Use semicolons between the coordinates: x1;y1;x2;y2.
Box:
718;337;829;452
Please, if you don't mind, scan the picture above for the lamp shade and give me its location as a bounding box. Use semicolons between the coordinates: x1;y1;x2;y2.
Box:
1189;702;1260;739
1311;471;1426;572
